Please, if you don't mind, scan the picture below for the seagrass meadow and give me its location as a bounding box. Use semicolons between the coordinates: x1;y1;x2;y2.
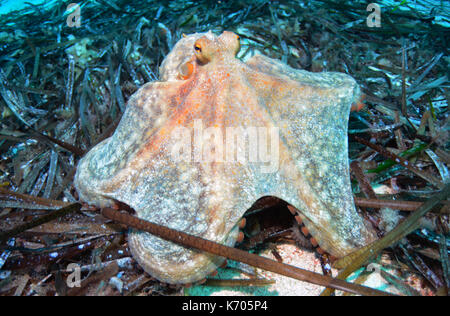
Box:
0;0;449;296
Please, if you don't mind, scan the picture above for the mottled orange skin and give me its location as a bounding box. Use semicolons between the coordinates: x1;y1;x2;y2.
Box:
74;31;376;284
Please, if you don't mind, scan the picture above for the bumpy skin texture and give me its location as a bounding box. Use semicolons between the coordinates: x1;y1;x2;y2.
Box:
74;31;377;284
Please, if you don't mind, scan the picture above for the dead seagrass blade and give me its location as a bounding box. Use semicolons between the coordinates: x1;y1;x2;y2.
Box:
74;31;377;284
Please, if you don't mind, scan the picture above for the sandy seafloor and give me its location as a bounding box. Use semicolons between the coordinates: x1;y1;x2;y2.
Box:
186;244;403;296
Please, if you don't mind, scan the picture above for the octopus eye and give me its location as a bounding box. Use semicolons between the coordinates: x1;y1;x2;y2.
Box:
236;35;240;40
193;38;211;63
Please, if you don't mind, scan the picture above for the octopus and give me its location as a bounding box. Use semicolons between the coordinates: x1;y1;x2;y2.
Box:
74;31;377;284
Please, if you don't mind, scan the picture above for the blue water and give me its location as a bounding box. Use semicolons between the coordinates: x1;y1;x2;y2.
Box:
0;0;52;15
